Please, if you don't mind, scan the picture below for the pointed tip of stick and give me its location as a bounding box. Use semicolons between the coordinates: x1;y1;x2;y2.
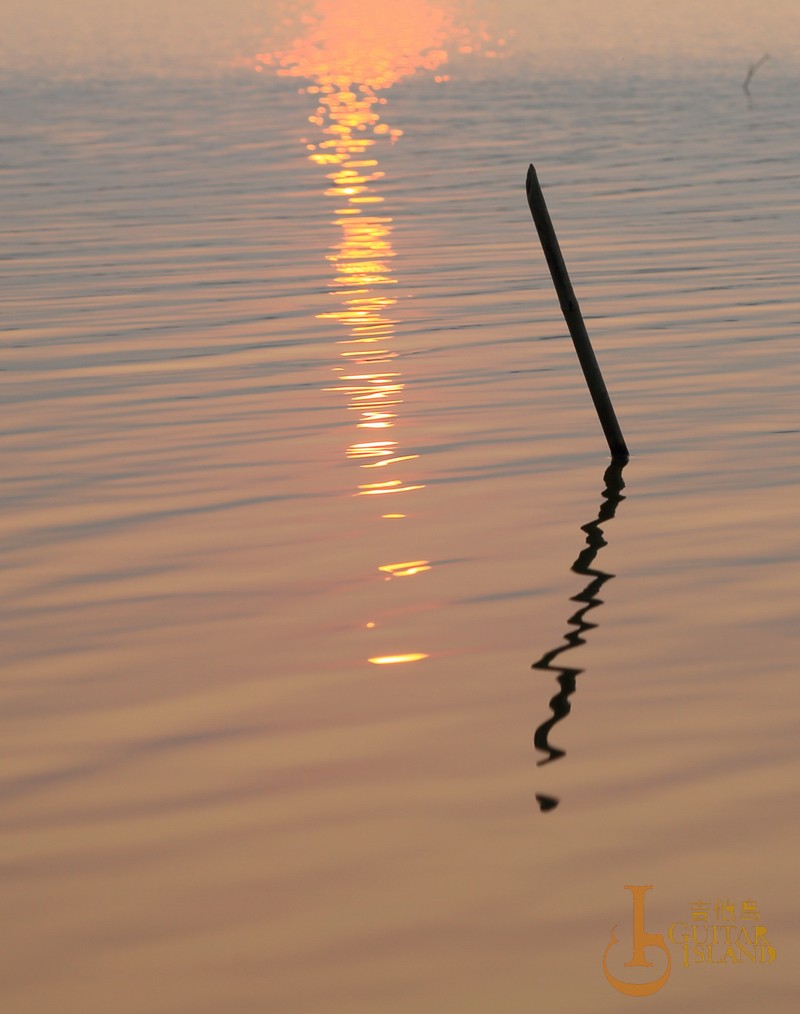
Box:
526;163;537;192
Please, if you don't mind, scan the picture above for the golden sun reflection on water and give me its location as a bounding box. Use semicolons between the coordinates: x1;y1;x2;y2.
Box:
254;2;504;663
378;560;432;577
307;108;413;459
281;28;430;505
368;654;431;665
308;86;428;657
256;1;458;92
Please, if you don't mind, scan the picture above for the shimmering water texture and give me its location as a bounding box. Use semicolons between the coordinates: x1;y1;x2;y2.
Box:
2;57;800;1014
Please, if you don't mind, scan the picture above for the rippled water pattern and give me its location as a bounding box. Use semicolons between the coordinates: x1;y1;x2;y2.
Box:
2;72;799;1011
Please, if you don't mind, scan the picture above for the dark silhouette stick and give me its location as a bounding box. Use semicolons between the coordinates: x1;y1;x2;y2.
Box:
526;164;629;460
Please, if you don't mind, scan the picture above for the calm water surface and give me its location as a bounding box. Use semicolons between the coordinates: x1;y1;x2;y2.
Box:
2;69;799;1011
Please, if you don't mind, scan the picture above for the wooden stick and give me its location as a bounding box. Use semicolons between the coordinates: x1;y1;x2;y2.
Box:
526;163;629;460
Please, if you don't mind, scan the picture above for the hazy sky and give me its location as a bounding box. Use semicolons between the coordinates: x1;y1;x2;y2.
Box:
2;1;799;77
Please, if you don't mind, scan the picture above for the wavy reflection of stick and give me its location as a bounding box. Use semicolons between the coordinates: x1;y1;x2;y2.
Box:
533;460;627;813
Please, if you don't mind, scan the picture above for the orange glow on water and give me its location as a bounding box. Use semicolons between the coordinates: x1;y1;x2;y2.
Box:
368;654;430;665
256;1;455;92
358;480;404;490
255;4;465;671
356;484;425;496
347;441;397;459
361;455;419;468
255;11;434;492
378;561;431;577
